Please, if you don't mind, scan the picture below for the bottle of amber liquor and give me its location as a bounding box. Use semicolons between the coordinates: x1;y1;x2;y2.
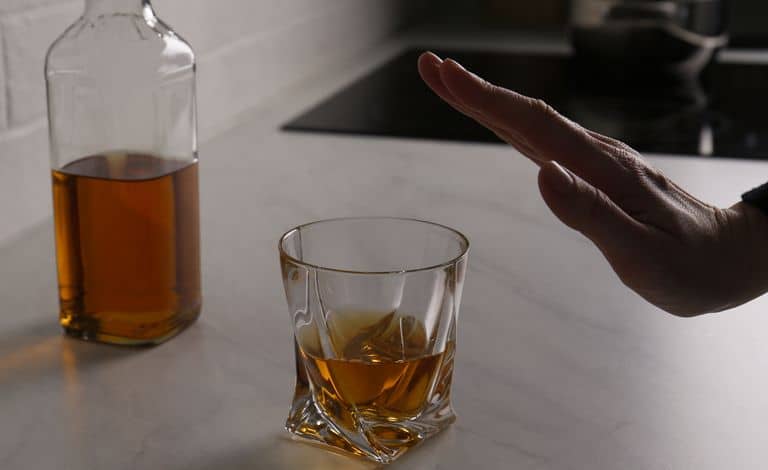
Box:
46;0;202;345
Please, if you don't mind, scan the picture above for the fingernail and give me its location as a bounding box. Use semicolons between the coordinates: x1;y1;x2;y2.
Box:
444;58;468;74
423;51;443;63
443;58;486;85
544;161;574;195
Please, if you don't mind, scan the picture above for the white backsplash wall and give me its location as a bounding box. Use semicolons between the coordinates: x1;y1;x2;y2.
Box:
0;0;413;242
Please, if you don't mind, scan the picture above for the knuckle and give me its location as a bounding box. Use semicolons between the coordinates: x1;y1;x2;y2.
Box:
480;81;503;104
612;147;639;168
530;98;558;121
481;80;500;95
516;97;562;135
637;164;672;192
615;151;669;193
610;146;643;172
604;134;639;155
616;140;639;155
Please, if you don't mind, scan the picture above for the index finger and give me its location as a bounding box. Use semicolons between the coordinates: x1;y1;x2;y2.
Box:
435;57;635;195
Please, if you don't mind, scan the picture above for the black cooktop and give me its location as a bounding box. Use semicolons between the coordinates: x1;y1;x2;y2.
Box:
284;48;768;159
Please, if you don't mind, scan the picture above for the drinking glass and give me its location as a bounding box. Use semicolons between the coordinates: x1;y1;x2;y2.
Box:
279;217;469;464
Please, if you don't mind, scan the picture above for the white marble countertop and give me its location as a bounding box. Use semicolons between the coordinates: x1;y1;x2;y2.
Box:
3;35;768;470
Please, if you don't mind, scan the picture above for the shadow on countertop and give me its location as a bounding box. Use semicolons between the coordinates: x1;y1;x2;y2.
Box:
161;429;457;470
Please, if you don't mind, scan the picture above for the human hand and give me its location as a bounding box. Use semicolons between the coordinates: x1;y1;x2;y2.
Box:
418;51;768;316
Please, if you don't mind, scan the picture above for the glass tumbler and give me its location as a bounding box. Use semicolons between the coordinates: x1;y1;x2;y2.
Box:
279;217;469;464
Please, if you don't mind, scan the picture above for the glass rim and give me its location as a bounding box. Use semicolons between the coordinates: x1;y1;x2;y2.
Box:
278;216;470;275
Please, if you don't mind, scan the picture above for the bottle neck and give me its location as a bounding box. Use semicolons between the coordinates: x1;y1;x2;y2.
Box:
85;0;148;16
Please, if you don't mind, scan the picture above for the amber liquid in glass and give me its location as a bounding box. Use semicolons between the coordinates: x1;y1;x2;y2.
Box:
296;311;453;449
52;153;201;344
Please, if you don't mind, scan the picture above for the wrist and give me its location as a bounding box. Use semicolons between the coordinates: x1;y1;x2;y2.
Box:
721;201;768;306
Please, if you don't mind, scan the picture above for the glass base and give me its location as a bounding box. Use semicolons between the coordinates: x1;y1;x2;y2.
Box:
285;388;456;464
61;304;201;346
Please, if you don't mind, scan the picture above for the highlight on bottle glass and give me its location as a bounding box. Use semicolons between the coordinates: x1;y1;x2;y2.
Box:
279;217;469;464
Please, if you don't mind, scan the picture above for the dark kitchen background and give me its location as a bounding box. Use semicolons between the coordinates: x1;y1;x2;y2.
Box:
425;0;768;41
286;0;768;160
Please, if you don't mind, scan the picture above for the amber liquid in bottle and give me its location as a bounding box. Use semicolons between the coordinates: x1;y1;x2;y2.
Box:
52;153;201;344
296;311;453;449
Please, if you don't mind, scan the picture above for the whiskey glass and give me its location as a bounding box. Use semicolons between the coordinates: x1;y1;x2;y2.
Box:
279;217;469;464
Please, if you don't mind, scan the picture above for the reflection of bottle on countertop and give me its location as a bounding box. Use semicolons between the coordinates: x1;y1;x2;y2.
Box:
45;0;202;345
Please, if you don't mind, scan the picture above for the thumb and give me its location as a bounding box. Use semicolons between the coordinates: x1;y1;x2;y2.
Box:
537;161;644;258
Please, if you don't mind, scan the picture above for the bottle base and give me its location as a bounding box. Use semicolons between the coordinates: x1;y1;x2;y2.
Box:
61;304;201;346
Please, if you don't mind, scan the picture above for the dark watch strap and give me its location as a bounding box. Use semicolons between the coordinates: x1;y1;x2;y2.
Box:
742;182;768;214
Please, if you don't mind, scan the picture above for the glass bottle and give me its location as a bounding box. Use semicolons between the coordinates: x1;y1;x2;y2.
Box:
45;0;201;345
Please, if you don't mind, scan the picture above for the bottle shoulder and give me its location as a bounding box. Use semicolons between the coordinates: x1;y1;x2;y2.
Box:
46;13;195;77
